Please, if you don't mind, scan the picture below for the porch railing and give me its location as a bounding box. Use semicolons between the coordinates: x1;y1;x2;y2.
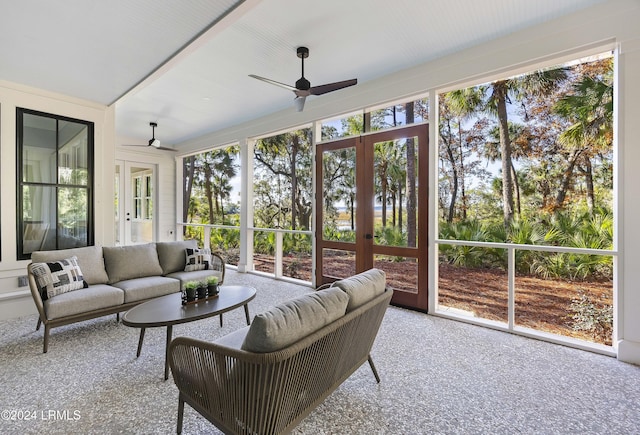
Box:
434;238;617;354
177;223;313;284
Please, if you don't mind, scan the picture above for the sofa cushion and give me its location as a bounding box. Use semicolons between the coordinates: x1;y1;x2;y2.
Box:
30;256;87;301
332;268;386;312
184;247;213;272
156;240;198;275
241;287;349;353
43;284;124;320
103;243;163;284
166;270;223;289
111;276;180;303
31;245;109;285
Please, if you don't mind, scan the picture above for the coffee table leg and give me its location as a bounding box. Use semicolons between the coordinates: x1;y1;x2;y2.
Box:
136;328;146;357
164;325;173;381
219;313;223;327
244;304;251;325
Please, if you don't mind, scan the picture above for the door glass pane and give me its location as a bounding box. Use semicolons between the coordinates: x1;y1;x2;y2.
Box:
58;121;88;185
22;185;56;254
115;165;121;245
22;114;56;184
373;137;418;248
58;187;88;248
374;255;418;293
322;248;356;278
322;147;356;243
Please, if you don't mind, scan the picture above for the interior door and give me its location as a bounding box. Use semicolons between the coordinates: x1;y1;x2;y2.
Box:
316;124;429;311
115;160;156;245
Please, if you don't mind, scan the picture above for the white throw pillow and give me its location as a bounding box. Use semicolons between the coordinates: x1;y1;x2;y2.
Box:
184;248;213;272
31;256;87;300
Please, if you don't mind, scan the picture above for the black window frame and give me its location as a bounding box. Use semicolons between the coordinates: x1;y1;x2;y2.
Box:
16;108;95;260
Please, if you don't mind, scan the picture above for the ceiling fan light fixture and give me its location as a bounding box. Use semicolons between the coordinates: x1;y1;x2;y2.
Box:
294;96;306;112
149;138;161;148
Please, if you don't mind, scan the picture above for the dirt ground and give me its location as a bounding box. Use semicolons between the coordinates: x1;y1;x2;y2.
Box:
251;254;613;346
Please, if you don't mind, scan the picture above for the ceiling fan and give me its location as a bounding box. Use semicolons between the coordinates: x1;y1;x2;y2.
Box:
123;122;176;151
249;46;357;112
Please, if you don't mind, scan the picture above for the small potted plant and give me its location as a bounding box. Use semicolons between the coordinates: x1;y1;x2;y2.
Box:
184;281;198;303
197;280;208;299
206;275;219;296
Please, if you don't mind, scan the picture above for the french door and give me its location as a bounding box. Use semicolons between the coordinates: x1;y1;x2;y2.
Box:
115;160;156;245
316;124;429;311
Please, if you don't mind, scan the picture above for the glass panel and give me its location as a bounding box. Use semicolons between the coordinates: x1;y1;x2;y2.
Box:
322;248;355;279
22;113;56;184
22;185;56;254
209;228;240;267
58;120;88;185
515;251;613;345
131;220;152;244
438;244;508;323
58;187;88;249
283;232;312;281
373;137;418;248
322;147;356;243
373;255;418;293
115;165;120;245
253;230;274;275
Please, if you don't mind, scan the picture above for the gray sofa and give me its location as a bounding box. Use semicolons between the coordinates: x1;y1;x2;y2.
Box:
27;240;225;353
169;268;391;435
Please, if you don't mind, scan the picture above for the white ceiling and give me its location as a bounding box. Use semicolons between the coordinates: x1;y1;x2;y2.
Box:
0;0;605;148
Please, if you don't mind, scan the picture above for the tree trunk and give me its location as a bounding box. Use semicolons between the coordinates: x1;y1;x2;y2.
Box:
405;102;416;247
555;149;583;210
584;156;595;214
511;162;521;216
494;81;515;225
457;123;468;219
290;136;299;230
445;119;458;223
204;165;215;225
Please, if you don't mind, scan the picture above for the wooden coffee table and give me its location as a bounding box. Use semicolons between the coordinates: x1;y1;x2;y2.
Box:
122;285;256;380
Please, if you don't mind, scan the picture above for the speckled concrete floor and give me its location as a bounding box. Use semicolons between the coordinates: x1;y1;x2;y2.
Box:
1;270;639;434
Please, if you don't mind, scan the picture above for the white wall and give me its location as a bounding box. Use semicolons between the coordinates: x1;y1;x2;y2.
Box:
0;80;115;319
175;0;640;364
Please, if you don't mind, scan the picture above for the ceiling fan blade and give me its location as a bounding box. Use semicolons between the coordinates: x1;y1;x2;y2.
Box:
249;74;297;92
309;79;357;96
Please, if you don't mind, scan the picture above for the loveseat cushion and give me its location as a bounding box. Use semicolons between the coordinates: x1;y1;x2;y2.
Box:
241;287;349;353
30;256;87;301
43;284;124;320
103;243;163;284
332;268;386;312
156;240;198;275
111;276;180;303
31;245;109;285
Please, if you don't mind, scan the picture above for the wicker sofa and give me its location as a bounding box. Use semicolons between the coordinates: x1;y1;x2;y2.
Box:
169;268;391;435
27;240;224;353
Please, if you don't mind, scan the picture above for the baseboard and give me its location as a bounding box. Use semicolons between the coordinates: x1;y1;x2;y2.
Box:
0;292;36;321
617;339;640;365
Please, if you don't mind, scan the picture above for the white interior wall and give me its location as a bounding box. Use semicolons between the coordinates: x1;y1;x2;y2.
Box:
0;81;114;319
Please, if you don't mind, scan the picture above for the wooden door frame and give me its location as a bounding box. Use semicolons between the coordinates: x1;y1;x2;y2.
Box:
315;123;429;311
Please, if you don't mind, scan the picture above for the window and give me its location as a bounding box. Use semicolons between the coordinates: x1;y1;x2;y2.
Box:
17;109;94;259
436;51;614;346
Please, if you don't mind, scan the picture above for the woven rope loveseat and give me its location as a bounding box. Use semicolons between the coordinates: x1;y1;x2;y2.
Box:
169;269;392;434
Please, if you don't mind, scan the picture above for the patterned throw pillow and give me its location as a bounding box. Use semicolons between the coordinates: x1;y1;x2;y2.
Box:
31;256;87;301
184;248;212;272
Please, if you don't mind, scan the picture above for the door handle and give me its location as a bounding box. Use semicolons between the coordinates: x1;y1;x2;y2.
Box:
365;233;373;239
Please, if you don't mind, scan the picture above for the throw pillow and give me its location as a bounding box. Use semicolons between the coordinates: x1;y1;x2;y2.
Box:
184;248;212;272
332;268;386;312
30;256;87;301
241;287;349;353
